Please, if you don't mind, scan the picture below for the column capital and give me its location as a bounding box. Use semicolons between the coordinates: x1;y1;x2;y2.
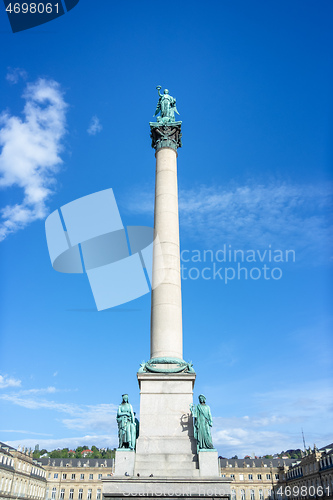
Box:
149;122;182;152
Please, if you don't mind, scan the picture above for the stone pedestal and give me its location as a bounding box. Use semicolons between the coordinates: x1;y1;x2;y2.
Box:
134;372;198;477
103;477;231;499
114;450;135;476
198;451;220;477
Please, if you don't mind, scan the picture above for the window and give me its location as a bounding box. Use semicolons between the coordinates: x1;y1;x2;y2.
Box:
69;490;74;500
266;474;271;480
51;488;57;500
259;489;263;500
87;489;92;500
241;489;245;500
221;474;226;478
80;474;85;480
62;474;67;480
275;474;279;480
71;474;76;480
257;474;262;480
46;488;49;500
230;474;235;479
60;489;65;500
248;474;253;480
96;490;101;500
250;490;255;500
48;473;51;479
231;490;236;500
54;474;59;479
89;474;93;480
98;474;102;480
239;474;244;480
78;490;83;500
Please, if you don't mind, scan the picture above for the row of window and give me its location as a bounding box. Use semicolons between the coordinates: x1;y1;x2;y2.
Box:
320;454;333;469
231;488;266;500
0;475;45;499
0;454;45;478
223;473;278;481
0;475;12;492
225;463;272;468
48;487;101;500
50;473;101;480
0;454;14;467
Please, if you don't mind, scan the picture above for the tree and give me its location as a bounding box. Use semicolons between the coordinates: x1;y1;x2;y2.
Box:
75;447;84;458
231;455;238;459
49;451;62;458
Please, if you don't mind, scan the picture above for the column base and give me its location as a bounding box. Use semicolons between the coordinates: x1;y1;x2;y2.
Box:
114;450;135;477
198;450;220;477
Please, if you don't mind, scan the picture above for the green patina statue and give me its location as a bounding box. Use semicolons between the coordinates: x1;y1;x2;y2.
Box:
190;394;215;451
153;86;180;124
116;394;136;450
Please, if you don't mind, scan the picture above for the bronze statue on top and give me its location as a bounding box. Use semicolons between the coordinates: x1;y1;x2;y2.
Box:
153;86;180;124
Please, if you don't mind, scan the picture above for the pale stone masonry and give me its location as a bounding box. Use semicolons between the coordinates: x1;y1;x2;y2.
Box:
134;373;198;477
150;146;183;360
2;443;332;500
39;458;114;500
0;442;46;500
282;444;333;499
219;457;293;500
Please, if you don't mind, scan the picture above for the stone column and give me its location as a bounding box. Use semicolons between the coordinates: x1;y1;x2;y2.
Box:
150;123;183;361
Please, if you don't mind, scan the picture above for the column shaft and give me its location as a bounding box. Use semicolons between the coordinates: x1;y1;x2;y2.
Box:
150;147;183;360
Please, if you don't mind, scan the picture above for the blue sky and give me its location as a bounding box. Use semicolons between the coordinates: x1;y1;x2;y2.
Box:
0;0;332;458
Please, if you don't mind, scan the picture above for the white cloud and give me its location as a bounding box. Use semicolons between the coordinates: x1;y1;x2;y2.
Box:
0;430;52;436
87;116;102;136
211;381;333;457
20;386;58;395
6;68;27;85
0;375;21;389
0;391;118;434
126;181;333;260
0;390;119;451
3;434;118;452
61;404;117;432
0;394;79;413
0;77;67;241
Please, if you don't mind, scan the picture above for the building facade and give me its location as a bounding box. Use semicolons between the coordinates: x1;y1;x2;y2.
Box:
281;444;333;499
39;459;114;500
219;457;294;500
0;442;46;500
2;442;333;500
